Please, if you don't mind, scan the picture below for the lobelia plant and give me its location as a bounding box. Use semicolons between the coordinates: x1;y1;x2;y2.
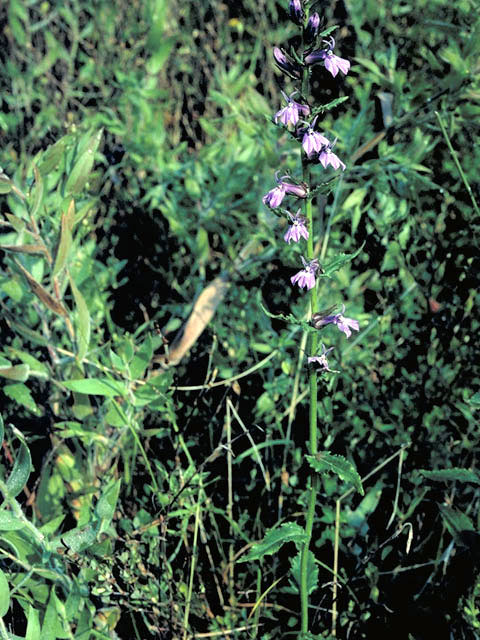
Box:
244;1;365;637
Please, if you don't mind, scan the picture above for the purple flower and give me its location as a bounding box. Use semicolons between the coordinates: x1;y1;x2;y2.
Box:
308;344;336;372
274;91;310;127
284;209;309;244
291;257;319;290
304;37;350;78
263;172;308;209
313;304;359;338
273;47;301;79
305;12;320;43
318;140;346;171
289;0;304;25
301;117;329;156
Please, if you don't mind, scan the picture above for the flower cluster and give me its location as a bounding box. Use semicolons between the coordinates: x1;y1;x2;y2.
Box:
262;2;359;372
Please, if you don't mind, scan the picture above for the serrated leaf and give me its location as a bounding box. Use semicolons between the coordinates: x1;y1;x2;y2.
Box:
6;427;32;498
52;199;75;276
313;96;349;115
241;522;308;562
62;378;127;397
418;468;480;485
318;25;338;38
14;259;68;316
288;550;318;595
321;243;364;278
0;568;10;617
0;364;30;382
306;452;364;495
69;276;90;361
259;302;314;332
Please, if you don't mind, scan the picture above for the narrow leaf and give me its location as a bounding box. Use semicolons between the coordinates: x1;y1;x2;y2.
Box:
52;199;75;276
29;165;44;218
0;568;10;617
13;259;68;316
62;378;127;397
0;244;49;257
418;468;480;485
26;605;41;640
65;130;102;195
6;427;32;498
321;243;364;278
69;276;90;361
438;504;475;538
241;522;308;562
306;452;364;495
38;136;69;175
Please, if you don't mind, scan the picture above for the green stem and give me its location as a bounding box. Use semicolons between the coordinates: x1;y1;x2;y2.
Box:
299;62;320;634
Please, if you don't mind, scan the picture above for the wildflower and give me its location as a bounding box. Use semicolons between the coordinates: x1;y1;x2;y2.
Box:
318;140;346;171
304;12;320;43
289;0;304;25
308;344;337;372
274;91;310;127
291;257;319;290
263;172;308;209
284;209;309;244
273;47;302;79
301;117;329;156
313;304;359;338
304;37;350;78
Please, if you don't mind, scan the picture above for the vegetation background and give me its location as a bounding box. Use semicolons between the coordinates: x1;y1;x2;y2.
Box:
0;0;479;638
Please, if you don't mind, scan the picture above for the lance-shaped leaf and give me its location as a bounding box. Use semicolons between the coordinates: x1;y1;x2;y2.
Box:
3;383;40;414
240;522;308;562
0;243;49;258
0;364;30;382
62;378;127;397
69;276;90;361
0;174;12;194
14;259;68;316
438;504;475;539
29;166;44;218
38;136;70;175
6;426;32;498
52;199;75;276
0;569;10;617
0;510;26;531
306;452;364;495
312;96;349;116
65;129;102;195
418;468;480;486
5;213;25;232
320;243;364;278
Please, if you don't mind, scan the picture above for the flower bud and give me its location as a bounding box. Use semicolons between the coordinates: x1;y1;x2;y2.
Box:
273;47;301;79
304;12;320;43
289;0;304;25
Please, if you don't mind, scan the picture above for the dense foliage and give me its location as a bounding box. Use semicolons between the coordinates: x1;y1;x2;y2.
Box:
0;0;479;638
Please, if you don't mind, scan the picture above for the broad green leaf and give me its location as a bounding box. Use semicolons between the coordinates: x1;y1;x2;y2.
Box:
5;348;49;377
306;452;364;495
129;334;153;380
0;510;26;531
38;136;70;175
3;383;40;415
52;199;75;276
26;604;41;640
69;276;90;361
61;519;100;553
321;244;365;278
438;504;474;538
288;550;318;595
62;378;127;397
0;364;30;382
65;130;102;195
6;427;32;498
96;478;121;534
0;568;10;617
241;522;308;562
0;175;12;194
419;468;480;485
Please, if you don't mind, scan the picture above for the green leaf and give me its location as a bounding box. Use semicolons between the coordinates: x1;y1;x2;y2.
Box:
0;413;3;443
26;604;41;640
146;36;175;74
467;391;480;406
306;452;364;495
62;378;127;397
52;199;75;276
96;478;121;534
61;519;100;553
129;334;153;380
313;96;349;115
241;522;308;562
438;504;475;538
69;276;90;361
0;175;12;194
0;510;26;531
6;427;32;498
0;568;10;617
321;243;365;278
3;383;40;414
0;364;30;382
65;130;102;195
288;550;318;595
29;166;44;219
418;468;480;485
38;136;70;175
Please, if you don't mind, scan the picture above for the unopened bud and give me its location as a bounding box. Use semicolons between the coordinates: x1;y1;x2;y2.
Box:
289;0;304;25
304;12;320;43
273;47;301;79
